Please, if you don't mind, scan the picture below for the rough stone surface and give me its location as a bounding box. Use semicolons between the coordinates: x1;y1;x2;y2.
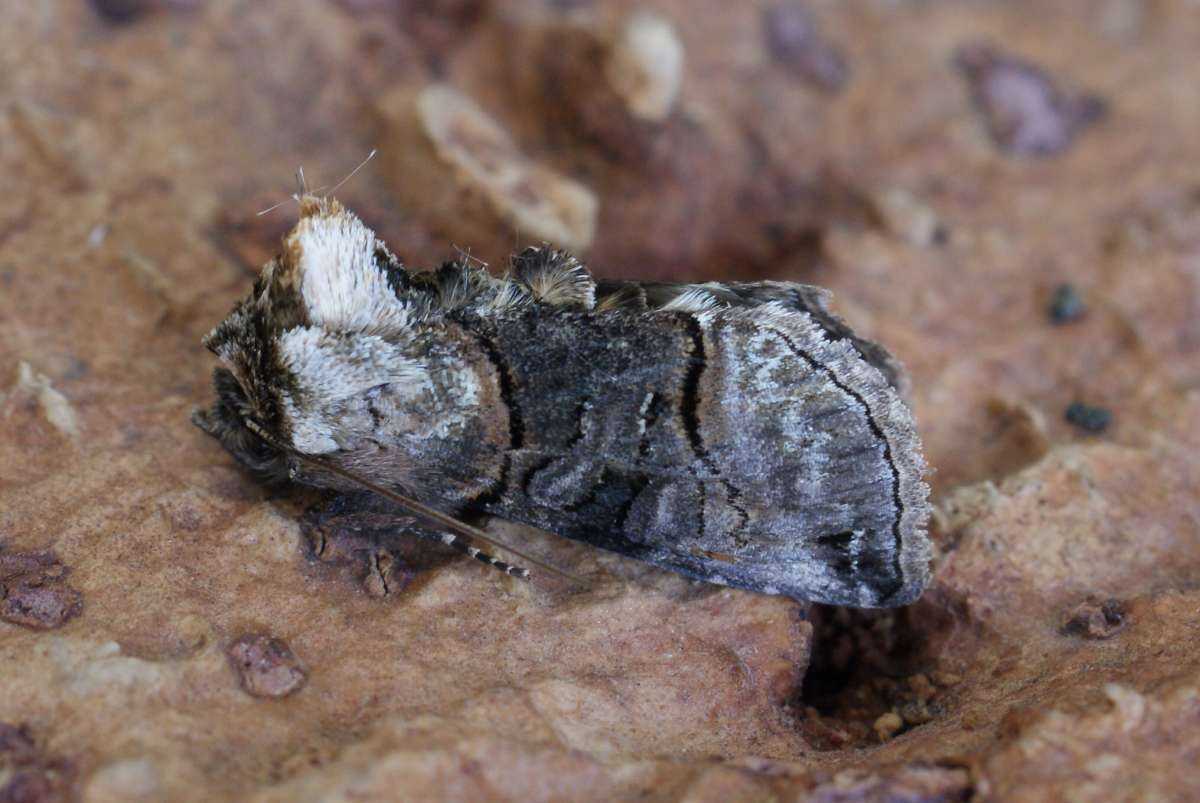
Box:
2;0;1199;801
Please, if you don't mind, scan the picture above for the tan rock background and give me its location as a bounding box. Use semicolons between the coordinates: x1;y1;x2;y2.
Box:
1;0;1198;800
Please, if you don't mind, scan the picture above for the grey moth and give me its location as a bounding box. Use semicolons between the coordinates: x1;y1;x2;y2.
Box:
195;196;931;607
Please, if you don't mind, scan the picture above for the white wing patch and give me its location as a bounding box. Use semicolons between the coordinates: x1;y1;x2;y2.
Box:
278;326;426;453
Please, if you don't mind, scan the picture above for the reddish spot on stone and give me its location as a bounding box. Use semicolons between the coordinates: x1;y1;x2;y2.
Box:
0;550;82;631
763;2;851;94
228;634;308;699
955;43;1106;158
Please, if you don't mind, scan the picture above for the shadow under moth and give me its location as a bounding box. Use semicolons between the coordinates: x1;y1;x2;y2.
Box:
195;196;931;607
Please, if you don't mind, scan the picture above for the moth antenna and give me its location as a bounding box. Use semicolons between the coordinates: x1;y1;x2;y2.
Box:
257;150;376;217
242;419;582;586
256;168;307;217
316;149;377;198
255;196;298;217
302;150;380;199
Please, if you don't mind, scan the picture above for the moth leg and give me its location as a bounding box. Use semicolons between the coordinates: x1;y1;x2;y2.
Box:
436;531;530;579
306;493;536;580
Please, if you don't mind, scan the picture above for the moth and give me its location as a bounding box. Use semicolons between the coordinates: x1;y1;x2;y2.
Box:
194;195;931;607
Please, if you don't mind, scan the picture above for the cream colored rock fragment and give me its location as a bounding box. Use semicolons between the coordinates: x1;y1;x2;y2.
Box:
83;758;164;803
5;360;80;438
873;710;903;741
872;186;943;247
416;84;598;253
605;10;685;123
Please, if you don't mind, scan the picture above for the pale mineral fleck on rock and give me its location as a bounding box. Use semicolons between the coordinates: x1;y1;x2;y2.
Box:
7;362;80;440
413;84;598;253
870;186;946;247
605;10;685;123
873;710;903;741
83;757;163;802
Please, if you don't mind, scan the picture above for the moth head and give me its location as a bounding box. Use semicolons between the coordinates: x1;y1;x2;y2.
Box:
196;196;428;467
192;365;288;480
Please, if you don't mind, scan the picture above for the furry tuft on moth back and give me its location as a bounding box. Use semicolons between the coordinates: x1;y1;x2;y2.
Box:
195;196;932;607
